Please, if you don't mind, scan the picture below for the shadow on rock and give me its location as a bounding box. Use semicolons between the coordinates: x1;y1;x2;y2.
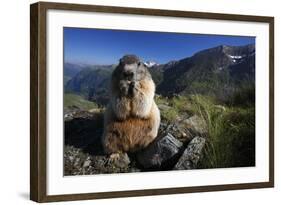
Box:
64;110;105;156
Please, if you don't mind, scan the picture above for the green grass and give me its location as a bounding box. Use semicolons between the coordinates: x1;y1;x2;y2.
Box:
155;95;168;105
64;93;98;110
161;109;178;122
227;82;255;107
189;95;255;168
155;95;193;122
171;96;190;111
156;89;255;168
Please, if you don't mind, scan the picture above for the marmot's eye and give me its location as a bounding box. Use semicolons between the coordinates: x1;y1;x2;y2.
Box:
137;62;141;66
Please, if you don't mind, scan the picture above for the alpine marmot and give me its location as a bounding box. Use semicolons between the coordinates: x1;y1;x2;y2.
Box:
102;55;160;155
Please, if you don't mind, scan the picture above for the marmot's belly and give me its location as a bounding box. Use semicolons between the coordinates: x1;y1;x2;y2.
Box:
108;117;154;152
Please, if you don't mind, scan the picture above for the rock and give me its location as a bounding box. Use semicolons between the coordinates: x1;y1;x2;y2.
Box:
64;108;208;175
158;104;172;111
68;156;74;162
171;123;193;141
64;145;136;175
214;105;226;112
129;167;141;172
83;159;91;167
174;136;206;170
88;108;104;113
181;131;187;137
159;121;193;143
111;153;131;169
136;133;183;169
64;110;104;152
74;158;80;167
183;115;207;135
158;113;206;143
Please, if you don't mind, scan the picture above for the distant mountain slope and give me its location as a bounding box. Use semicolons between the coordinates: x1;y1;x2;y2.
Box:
157;44;255;96
64;63;88;83
65;65;115;105
64;63;85;77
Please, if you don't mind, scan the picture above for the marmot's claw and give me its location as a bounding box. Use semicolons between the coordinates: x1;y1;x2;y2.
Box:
108;153;121;163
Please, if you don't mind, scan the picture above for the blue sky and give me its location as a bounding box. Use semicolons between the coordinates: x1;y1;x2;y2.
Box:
64;27;255;65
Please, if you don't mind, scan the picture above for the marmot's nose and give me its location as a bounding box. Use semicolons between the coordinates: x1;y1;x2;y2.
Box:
124;71;134;79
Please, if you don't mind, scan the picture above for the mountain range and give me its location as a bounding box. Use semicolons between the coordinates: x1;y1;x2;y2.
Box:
64;44;255;105
157;44;255;96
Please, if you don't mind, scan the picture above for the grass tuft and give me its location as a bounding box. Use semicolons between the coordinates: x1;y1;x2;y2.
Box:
189;94;255;168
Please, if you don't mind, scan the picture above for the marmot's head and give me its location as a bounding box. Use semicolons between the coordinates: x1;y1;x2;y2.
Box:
117;55;151;82
112;55;152;97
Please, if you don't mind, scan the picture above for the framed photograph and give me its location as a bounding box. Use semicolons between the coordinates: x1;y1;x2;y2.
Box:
30;1;274;202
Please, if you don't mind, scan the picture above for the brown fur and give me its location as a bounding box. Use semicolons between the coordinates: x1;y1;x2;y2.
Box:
102;55;160;154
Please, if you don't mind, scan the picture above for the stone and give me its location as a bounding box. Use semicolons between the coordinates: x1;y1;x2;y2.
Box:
183;115;208;135
214;105;226;112
88;108;104;113
64;145;135;175
83;159;91;167
112;153;131;169
181;131;187;137
68;156;74;162
174;136;206;170
158;104;172;111
136;133;183;169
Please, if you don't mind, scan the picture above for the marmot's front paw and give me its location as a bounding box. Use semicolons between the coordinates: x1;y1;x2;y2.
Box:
128;81;135;97
108;153;121;163
119;81;129;96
